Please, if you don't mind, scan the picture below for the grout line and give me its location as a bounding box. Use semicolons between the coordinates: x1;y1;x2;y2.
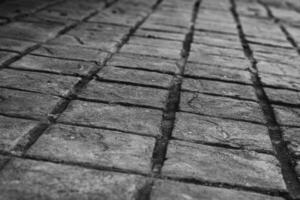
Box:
231;0;300;199
151;0;202;175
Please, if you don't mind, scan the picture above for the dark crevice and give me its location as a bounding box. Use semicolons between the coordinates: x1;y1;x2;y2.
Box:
231;0;300;199
151;0;201;175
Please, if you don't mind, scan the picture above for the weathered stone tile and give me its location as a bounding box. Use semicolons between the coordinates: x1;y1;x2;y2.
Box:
255;52;300;66
49;23;131;51
193;31;242;49
0;158;148;200
58;100;162;136
0;38;36;52
260;73;300;91
182;78;257;100
0;88;61;119
0;69;80;97
250;43;297;56
134;29;185;41
184;62;252;84
191;44;246;59
247;36;293;48
162;140;286;191
78;81;168;108
0;21;65;42
282;127;300;157
180;92;265;123
173;112;272;151
28;124;155;172
236;2;268;18
188;53;251;70
31;45;109;62
128;36;182;49
107;53;179;73
89;5;146;27
151;180;284;200
120;44;181;59
97;66;173;88
195;21;238;35
10;55;96;76
265;88;300;105
0;115;38;151
257;60;300;78
273;105;300;126
141;22;188;33
0;51;18;65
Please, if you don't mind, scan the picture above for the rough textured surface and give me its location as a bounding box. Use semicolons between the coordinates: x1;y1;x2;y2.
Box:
1;0;300;199
151;180;285;200
58;100;163;136
0;158;149;200
173;112;273;152
162;140;286;191
27;124;155;173
180;92;265;123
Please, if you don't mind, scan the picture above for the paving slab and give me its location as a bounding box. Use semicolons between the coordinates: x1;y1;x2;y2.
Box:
151;180;284;200
180;92;265;123
0;38;36;52
182;78;257;100
173;112;273;152
162;140;286;191
184;62;252;84
10;55;97;76
0;69;80;97
0;158;149;200
0;88;61;119
31;45;109;62
58;100;162;136
78;81;168;108
27;124;155;173
273;105;300;127
107;53;179;73
282;127;300;157
97;66;174;88
0;115;38;152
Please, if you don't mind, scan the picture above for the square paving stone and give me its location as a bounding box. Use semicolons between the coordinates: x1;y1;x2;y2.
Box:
0;69;80;97
10;55;96;76
195;21;238;35
282;127;300;157
120;44;181;60
182;78;257;100
58;100;162;136
151;180;284;200
162;140;286;191
247;36;292;48
134;29;185;41
180;92;265;123
188;54;251;70
0;158;149;200
0;21;65;42
0;38;36;52
184;62;252;84
78;81;168;109
265;88;300;105
257;61;300;78
97;66;173;88
27;124;155;173
0;88;61;119
31;45;109;62
250;43;297;56
0;51;18;65
0;115;38;151
173;112;272;152
107;53;179;73
273;105;300;126
260;73;300;91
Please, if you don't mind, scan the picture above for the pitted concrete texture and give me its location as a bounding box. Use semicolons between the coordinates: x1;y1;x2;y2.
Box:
1;0;300;199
